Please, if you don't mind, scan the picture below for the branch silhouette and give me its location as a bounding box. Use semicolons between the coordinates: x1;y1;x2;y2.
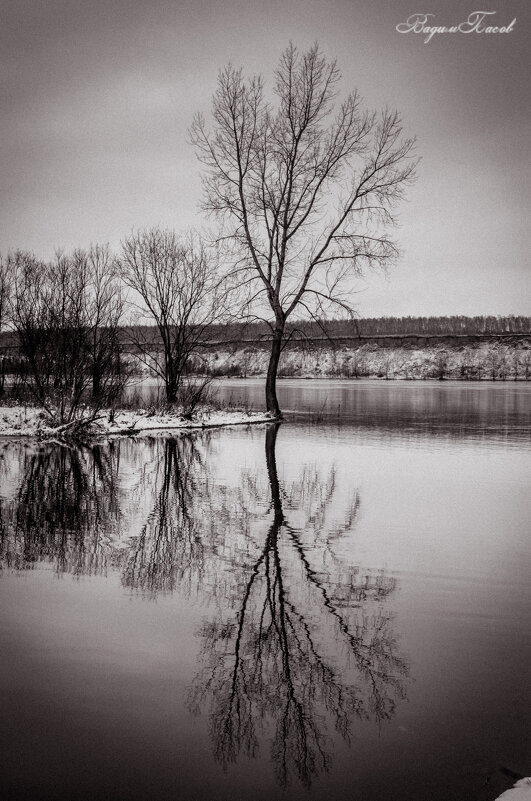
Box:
121;435;210;596
0;441;120;575
189;423;408;787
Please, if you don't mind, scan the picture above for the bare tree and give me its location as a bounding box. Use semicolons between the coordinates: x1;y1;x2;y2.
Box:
191;43;417;416
120;228;229;404
0;255;12;394
77;244;128;400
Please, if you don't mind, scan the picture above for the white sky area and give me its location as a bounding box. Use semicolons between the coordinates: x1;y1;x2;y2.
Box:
1;0;529;317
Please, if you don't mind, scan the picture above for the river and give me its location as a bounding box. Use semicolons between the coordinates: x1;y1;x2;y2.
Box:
1;380;530;801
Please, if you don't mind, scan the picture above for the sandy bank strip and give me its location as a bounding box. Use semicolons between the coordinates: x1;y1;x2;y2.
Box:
0;406;275;439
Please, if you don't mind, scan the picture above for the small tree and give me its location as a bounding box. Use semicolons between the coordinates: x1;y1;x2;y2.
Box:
76;244;128;401
191;43;416;416
486;346;500;381
120;228;228;403
511;350;520;381
522;350;531;381
0;255;11;394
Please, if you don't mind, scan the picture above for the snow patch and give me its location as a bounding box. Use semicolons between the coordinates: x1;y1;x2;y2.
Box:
496;778;531;800
0;405;274;439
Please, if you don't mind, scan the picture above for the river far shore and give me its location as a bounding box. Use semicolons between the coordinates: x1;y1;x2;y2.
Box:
200;340;531;381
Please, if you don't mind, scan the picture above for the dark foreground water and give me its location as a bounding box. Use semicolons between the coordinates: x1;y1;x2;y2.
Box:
1;381;530;801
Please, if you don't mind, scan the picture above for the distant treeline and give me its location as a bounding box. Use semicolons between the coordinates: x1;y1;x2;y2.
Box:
343;315;529;336
1;315;529;352
205;315;530;343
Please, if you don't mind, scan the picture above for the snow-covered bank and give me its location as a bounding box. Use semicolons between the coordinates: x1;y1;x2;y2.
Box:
0;405;273;439
496;778;531;800
200;340;531;381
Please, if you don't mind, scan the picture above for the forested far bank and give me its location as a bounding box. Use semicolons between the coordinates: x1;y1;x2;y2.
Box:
1;315;530;354
203;315;531;343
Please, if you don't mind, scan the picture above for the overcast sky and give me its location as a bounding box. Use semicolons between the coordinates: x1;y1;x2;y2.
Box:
1;0;529;317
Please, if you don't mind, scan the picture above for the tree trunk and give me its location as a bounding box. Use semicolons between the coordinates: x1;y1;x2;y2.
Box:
165;353;178;403
92;368;101;398
265;328;283;417
166;380;178;403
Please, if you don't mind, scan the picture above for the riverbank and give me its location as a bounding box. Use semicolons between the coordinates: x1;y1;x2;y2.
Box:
201;340;531;381
0;405;273;439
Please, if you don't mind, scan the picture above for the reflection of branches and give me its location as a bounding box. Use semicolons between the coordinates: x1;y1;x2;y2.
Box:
0;427;409;789
190;424;408;788
0;442;120;575
0;435;213;596
122;436;208;595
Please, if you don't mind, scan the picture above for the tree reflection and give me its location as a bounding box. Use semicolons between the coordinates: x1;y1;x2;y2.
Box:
189;424;408;787
121;435;208;595
0;426;408;787
0;441;120;574
0;435;212;593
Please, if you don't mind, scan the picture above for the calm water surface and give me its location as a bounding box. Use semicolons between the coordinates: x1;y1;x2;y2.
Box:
1;381;530;801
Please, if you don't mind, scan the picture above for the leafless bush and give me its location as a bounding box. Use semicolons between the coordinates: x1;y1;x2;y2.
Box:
178;376;216;419
120;228;231;403
7;248;129;425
